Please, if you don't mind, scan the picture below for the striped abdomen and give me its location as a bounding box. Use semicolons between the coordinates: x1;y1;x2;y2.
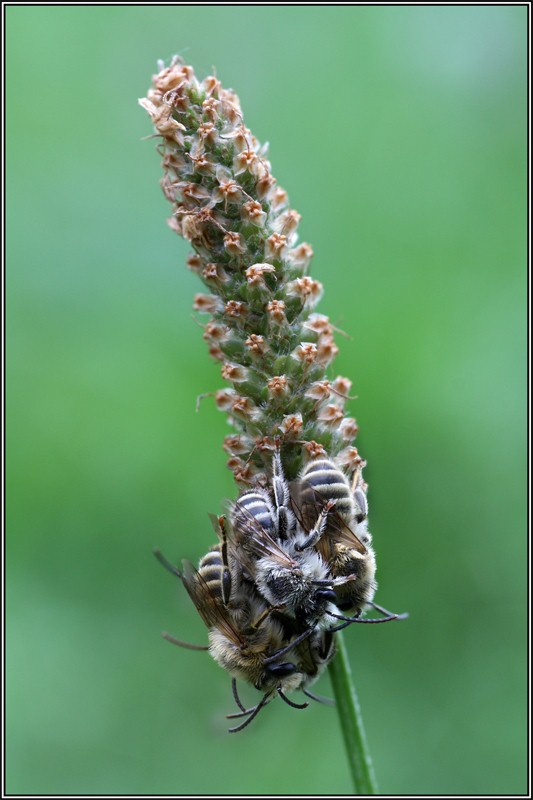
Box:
301;459;354;520
198;544;225;601
234;489;275;533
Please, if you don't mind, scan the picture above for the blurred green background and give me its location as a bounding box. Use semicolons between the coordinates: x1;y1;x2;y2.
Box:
6;5;527;795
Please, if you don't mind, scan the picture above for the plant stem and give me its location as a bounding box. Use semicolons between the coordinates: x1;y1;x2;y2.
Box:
328;633;378;795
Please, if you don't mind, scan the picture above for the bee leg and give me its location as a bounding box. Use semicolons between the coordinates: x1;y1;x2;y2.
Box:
272;451;294;539
303;688;335;707
228;691;270;733
226;705;258;720
153;548;183;579
319;629;335;661
294;500;336;551
277;687;309;709
263;626;315;664
231;677;247;712
217;516;233;606
161;631;209;651
249;603;286;631
349;468;369;522
227;680;258;718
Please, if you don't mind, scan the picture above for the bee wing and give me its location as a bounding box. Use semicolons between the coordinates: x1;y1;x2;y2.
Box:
288;479;319;532
208;512;223;538
230;501;297;569
325;509;367;555
290;480;367;556
293;633;320;678
289;480;337;564
180;560;245;648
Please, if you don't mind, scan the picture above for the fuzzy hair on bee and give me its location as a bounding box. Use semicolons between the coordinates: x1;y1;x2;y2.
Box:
291;457;378;615
228;454;358;630
153;543;337;732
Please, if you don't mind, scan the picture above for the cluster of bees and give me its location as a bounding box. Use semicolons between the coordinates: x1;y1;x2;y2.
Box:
155;452;406;732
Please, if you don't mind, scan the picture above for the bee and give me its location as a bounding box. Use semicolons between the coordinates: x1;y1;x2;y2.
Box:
229;454;355;629
153;543;334;732
228;623;337;727
292;458;406;626
234;449;294;541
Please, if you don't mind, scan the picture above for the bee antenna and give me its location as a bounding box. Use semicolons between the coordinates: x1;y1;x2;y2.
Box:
327;619;355;633
302;688;335;707
326;610;408;631
226;707;258;720
231;677;247;713
228;691;270;733
368;600;409;620
153;548;183;579
277;688;309;710
262;626;315;664
161;631;209;651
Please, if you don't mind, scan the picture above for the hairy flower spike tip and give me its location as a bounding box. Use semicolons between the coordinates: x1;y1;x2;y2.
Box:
222;434;253;456
279;413;304;439
289;242;314;270
266;233;288;259
245;334;267;354
266;300;286;324
318;404;345;428
271;187;289;210
317;336;339;366
305;380;332;401
193;293;221;314
293;343;318;364
214;388;238;411
223;231;245;255
267;375;288;397
287;277;324;306
245;263;276;286
332;376;353;397
221;362;249;383
254;436;278;452
231;395;259;422
304;440;328;460
140;57;366;481
224;300;247;318
201;341;221;360
303;312;332;334
339;417;359;441
336;446;364;472
274;208;301;236
242;200;267;227
186;253;204;273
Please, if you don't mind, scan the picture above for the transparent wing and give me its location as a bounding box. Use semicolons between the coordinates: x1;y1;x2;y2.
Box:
290;480;367;557
293;632;320;678
180;559;245;648
208;512;224;539
230;501;298;570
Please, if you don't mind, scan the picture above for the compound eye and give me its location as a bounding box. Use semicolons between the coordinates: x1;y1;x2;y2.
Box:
316;588;336;603
266;661;298;678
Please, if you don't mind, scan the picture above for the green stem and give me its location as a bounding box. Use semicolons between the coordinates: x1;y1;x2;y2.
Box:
328;633;378;795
